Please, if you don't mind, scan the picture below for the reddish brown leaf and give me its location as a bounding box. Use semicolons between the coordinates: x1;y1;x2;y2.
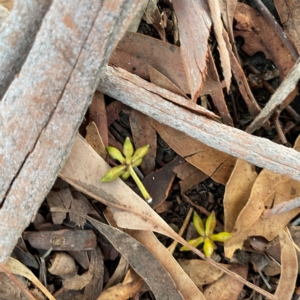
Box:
172;0;211;101
85;121;107;159
89;92;108;147
110;31;190;93
143;156;183;208
129;110;157;175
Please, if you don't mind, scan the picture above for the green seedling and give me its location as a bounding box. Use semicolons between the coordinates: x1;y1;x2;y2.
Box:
101;137;152;204
180;211;232;257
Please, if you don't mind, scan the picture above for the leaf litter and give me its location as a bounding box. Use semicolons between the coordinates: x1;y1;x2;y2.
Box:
5;0;300;299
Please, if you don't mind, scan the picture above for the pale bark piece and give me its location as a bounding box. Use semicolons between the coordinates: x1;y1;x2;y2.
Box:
89;92;108;147
224;159;257;233
247;57;300;133
106;66;219;121
178;259;227;286
129;110;157;175
263;196;300;218
59;135;274;298
207;0;231;91
274;0;300;54
151;120;236;185
110;31;190;93
234;3;295;80
148;65;188;99
204;263;248;300
274;230;298;300
86;217;184;300
129;231;206;300
0;0;140;264
0;0;52;99
98;66;300;182
172;0;211;102
85;121;107;159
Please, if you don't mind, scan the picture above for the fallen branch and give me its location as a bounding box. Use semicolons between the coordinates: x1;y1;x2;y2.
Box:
98;66;300;181
0;0;52;99
0;0;139;263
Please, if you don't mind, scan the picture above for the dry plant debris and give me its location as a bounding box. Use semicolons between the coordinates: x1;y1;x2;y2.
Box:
2;0;300;299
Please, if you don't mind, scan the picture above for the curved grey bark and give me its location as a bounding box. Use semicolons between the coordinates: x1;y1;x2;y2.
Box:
0;0;53;99
0;0;139;263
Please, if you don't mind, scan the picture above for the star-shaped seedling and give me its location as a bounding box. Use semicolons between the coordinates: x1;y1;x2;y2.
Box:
180;211;232;257
101;137;152;204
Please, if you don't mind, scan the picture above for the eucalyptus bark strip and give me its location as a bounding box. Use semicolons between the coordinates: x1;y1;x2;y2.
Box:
0;0;52;99
98;66;300;181
0;0;139;263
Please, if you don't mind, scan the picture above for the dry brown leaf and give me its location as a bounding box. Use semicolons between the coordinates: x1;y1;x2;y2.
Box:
129;110;157;175
174;162;208;194
148;65;188;98
151;120;236;184
274;229;298;299
172;0;211;101
203;263;248;300
85;121;107;159
178;259;228;286
207;0;231;90
63;271;93;291
143;156;183;208
4;257;55;300
226;136;300;257
110;31;189;93
98;269;146;300
205;48;233;126
129;230;205;300
224;159;258;234
234;3;295;79
274;0;300;54
89;92;108;147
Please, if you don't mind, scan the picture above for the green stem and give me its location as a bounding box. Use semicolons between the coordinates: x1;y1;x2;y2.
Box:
128;164;152;204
